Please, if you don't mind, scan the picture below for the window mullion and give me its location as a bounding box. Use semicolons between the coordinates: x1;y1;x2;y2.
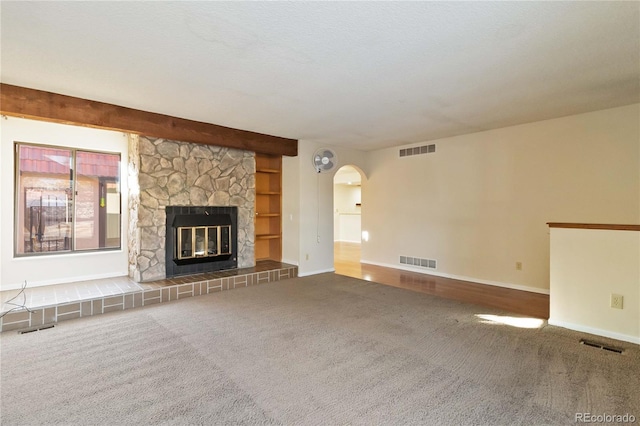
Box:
70;149;76;252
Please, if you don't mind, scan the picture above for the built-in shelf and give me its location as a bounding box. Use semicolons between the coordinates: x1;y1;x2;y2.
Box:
255;154;282;262
256;234;280;240
256;168;280;174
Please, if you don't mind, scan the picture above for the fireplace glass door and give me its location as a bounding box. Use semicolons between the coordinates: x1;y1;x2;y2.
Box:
194;227;206;256
176;225;232;260
179;227;193;258
207;227;217;255
220;225;231;254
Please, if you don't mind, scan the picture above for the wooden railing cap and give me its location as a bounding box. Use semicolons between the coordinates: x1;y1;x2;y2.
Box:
547;223;640;231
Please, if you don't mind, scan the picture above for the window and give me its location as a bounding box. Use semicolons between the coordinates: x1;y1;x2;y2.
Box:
15;143;121;255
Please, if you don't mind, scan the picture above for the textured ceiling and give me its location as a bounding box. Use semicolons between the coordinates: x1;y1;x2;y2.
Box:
1;1;638;151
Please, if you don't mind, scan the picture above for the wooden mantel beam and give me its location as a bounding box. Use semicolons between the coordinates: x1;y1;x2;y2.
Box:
0;84;298;156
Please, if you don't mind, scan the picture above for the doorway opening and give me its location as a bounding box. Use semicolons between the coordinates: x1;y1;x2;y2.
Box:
333;165;364;277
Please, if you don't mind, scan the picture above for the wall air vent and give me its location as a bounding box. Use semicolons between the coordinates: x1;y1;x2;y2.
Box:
399;144;436;158
400;255;437;269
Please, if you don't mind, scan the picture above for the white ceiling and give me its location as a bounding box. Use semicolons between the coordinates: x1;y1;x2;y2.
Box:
1;1;638;151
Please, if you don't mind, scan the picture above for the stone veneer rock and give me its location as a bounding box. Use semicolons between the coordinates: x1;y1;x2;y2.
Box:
128;135;255;282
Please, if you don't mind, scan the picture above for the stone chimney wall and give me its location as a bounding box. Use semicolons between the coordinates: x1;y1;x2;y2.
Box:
128;136;255;282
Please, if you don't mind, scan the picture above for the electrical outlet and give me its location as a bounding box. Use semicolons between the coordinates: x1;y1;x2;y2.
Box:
515;262;522;271
305;253;309;261
610;294;624;309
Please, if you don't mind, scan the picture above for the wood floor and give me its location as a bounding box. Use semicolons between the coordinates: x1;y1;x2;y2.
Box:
334;241;550;319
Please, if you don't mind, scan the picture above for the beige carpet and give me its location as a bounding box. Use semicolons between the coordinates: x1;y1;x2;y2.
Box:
1;273;638;425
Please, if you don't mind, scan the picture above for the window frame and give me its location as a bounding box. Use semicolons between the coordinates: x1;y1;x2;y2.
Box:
14;141;123;257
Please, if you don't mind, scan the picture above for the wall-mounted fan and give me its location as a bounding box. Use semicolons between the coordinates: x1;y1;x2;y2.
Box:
312;148;337;173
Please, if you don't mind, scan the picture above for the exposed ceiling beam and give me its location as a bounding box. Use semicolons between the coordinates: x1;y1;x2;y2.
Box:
0;84;298;156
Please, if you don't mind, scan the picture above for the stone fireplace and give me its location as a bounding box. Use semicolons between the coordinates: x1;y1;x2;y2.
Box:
128;135;255;282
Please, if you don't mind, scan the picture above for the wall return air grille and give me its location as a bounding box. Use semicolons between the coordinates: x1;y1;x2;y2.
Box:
400;256;437;269
399;144;436;158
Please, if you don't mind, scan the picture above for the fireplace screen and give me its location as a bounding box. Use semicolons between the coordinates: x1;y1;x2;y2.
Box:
176;225;231;260
165;206;237;278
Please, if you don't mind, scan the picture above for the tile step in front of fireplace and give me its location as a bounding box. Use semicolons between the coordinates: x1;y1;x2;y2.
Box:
0;260;298;333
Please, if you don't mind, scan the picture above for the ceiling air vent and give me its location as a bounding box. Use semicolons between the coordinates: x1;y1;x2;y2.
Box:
399;144;436;158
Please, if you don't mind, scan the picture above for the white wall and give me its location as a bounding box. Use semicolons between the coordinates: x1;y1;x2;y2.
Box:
0;117;129;291
362;104;640;294
8;104;636;297
549;228;639;344
281;154;300;265
282;140;368;276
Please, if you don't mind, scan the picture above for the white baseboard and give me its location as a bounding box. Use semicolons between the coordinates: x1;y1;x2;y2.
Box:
360;259;550;295
548;318;640;345
280;258;299;267
298;268;336;277
334;239;362;244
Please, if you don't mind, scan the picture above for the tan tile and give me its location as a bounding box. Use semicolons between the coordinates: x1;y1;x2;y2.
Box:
124;294;134;309
53;283;81;299
104;296;123;307
234;276;247;288
76;287;103;300
98;285;122;297
44;307;56;323
2;320;30;332
0;289;24;306
2;310;30;323
161;288;170;303
133;292;142;308
193;283;202;296
57;311;81;322
57;303;81;315
144;297;161;306
258;272;269;284
207;280;222;293
139;282;163;290
29;309;44;327
115;280;144;293
178;284;192;295
92;299;103;315
177;293;191;300
103;304;123;314
170;287;177;300
144;289;161;301
81;301;92;317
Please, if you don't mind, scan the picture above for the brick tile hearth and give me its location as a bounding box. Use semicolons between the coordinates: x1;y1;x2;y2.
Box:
0;261;297;333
